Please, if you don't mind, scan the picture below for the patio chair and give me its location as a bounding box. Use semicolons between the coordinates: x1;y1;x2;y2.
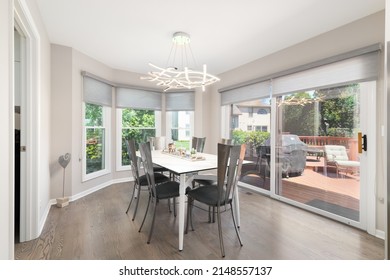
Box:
323;145;360;177
185;143;246;258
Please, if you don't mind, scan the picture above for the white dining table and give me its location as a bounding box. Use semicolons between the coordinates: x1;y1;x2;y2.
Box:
143;149;241;251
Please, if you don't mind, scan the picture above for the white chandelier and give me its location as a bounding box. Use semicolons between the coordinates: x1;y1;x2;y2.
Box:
141;32;220;92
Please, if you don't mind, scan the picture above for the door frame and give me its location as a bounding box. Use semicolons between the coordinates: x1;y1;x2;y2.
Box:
14;0;40;242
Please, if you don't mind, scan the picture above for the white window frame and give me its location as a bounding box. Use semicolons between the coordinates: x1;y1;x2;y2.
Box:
82;102;111;181
166;111;194;144
116;108;161;171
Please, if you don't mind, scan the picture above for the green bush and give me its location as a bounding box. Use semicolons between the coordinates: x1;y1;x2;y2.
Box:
232;130;270;148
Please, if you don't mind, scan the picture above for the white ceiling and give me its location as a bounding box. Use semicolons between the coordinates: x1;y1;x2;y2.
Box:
35;0;385;75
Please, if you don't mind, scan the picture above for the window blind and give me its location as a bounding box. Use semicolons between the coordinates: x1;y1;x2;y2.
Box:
220;80;271;105
165;92;195;111
272;51;380;96
116;87;162;110
219;44;380;102
83;76;112;106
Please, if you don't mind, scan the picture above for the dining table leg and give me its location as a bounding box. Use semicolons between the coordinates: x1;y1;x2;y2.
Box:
178;173;186;251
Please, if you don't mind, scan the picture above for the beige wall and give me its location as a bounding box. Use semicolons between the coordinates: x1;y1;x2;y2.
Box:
50;45;73;199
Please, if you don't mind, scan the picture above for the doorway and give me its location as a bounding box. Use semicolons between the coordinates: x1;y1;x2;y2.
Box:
272;81;376;231
14;26;26;244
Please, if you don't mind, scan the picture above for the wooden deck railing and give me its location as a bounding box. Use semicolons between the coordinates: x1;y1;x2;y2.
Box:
299;136;358;161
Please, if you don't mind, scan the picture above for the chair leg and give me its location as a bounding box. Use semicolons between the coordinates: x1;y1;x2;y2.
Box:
208;206;216;223
230;202;243;246
125;181;137;214
147;199;158;244
216;205;225;258
131;183;142;221
185;197;194;234
139;193;151;233
173;197;177;217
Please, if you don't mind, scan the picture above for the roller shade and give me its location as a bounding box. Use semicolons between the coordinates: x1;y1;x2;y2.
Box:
165;92;195;111
220;80;271;105
116;87;162;110
83;76;112;106
272;49;380;96
219;44;380;102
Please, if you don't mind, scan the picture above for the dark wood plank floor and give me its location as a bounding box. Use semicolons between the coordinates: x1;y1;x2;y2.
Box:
14;182;384;260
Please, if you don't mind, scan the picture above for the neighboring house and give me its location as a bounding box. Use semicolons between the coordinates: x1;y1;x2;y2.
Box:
233;101;271;132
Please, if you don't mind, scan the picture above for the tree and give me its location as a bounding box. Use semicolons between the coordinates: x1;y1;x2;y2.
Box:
121;109;156;165
281;92;316;135
280;85;359;137
317;85;359;137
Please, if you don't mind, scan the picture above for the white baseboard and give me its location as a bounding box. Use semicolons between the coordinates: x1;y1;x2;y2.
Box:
375;229;385;240
71;177;133;202
38;198;54;236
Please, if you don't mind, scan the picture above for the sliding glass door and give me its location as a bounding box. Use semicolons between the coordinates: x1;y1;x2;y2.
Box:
227;99;272;193
273;82;374;227
220;46;379;231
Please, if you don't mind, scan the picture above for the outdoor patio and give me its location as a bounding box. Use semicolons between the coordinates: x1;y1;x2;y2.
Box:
240;154;360;220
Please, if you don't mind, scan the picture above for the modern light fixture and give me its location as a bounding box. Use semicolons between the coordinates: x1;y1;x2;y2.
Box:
277;95;324;106
141;32;220;92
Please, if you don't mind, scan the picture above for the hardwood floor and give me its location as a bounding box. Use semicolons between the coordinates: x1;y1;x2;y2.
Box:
14;182;384;260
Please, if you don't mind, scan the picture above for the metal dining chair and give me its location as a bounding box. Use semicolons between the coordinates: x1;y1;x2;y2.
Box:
185;143;246;257
125;139;170;221
147;136;169;173
191;138;234;222
138;141;180;244
191;136;206;153
192;138;233;187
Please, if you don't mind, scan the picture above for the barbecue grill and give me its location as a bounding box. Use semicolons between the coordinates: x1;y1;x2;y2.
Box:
262;134;308;177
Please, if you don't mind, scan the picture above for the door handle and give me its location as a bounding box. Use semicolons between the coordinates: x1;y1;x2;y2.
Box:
358;132;367;153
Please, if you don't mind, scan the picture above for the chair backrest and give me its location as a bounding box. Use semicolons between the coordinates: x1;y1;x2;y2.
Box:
125;139;141;185
191;136;206;152
139;142;157;194
148;136;166;150
324;145;349;162
221;138;233;145
217;143;246;205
